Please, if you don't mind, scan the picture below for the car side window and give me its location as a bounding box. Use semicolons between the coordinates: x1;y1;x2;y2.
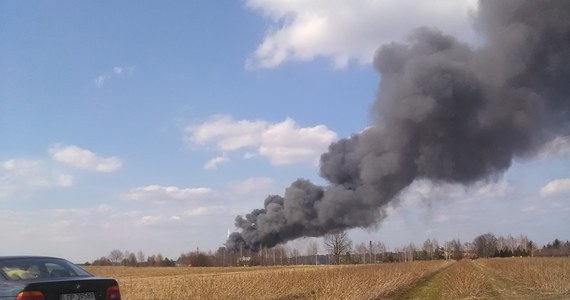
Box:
1;265;35;280
46;262;73;277
0;258;91;281
26;265;42;278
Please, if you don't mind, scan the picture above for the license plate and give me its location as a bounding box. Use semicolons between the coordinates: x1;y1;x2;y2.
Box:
59;292;96;300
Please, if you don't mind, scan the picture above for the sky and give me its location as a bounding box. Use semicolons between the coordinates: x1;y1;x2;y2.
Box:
1;0;568;263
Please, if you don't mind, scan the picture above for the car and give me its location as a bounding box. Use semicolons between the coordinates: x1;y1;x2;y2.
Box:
0;256;120;300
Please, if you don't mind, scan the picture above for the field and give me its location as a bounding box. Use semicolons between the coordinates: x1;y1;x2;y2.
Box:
85;258;570;300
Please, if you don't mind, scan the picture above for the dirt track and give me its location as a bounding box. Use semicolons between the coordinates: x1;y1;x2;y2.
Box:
395;259;570;300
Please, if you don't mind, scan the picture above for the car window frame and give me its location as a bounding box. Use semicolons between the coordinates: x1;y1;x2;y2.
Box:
0;258;92;281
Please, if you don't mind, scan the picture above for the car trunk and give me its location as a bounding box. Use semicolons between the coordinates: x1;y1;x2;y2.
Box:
22;277;118;300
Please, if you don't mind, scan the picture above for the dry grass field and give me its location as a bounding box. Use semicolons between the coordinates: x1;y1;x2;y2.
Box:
85;258;570;300
477;257;570;295
86;261;450;300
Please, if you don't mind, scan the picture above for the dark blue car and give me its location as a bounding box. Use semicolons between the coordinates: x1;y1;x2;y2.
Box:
0;256;120;300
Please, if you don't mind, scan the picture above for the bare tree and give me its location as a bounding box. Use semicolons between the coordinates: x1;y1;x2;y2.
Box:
147;255;156;266
518;235;530;254
473;233;497;258
261;246;268;266
323;230;352;264
136;250;145;265
465;241;473;251
506;234;517;252
108;249;124;265
293;248;300;265
354;242;368;264
373;241;387;262
273;245;286;265
445;239;463;260
423;238;435;260
306;240;319;265
402;243;416;262
126;252;137;266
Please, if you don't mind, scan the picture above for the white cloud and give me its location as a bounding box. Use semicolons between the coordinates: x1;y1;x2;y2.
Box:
121;185;214;203
49;144;123;172
47;208;90;218
433;214;449;223
476;181;513;198
244;152;257;159
228;177;276;195
93;75;106;87
400;180;462;203
260;118;337;165
185;115;337;166
400;179;513;205
57;174;75;187
0;210;16;218
113;66;124;75
186;115;267;150
0;159;75;198
110;210;142;218
2;159;43;176
540;178;570;197
245;0;478;68
135;214;194;227
92;65;135;87
97;204;114;213
538;136;570;159
204;155;230;170
185;206;226;217
521;205;539;213
136;215;162;226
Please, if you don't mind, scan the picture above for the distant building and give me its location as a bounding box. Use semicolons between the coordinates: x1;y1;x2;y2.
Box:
237;256;252;266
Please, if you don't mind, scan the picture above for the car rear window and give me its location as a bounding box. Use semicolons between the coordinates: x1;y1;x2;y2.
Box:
0;258;92;281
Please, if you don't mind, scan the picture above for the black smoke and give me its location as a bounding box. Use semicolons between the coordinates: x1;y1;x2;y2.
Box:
226;0;570;251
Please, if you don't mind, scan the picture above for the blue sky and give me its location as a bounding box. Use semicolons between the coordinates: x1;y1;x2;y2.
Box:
1;0;569;263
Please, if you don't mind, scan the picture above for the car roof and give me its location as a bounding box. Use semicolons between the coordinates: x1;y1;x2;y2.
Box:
0;256;65;261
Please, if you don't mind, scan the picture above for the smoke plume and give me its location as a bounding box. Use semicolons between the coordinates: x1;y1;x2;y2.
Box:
226;0;570;251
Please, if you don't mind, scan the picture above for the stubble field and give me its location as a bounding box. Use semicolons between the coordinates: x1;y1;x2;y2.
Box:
85;257;570;300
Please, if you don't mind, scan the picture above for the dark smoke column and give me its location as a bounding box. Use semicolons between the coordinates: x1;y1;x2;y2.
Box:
226;0;570;251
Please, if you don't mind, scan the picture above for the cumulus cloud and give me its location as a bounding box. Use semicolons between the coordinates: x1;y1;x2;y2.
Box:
259;118;337;165
57;174;75;187
0;159;75;198
2;159;38;173
538;136;570;159
433;214;449;223
540;178;570;197
49;144;123;172
475;181;513;198
245;0;478;68
186;115;267;151
244;152;257;159
185;115;337;166
185;206;226;217
136;215;162;226
400;179;513;205
97;204;114;213
0;210;16;218
227;177;276;196
92;65;135;87
400;180;459;203
121;185;214;203
203;155;230;170
521;205;539;213
47;208;90;218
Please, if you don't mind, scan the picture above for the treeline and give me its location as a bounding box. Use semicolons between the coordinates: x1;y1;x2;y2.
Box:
88;233;570;267
88;249;175;267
